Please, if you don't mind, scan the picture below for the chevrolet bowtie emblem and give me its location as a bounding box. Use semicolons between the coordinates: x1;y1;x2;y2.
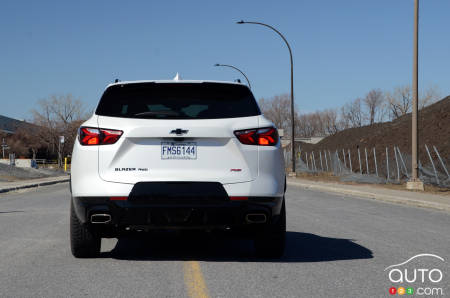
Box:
170;128;189;135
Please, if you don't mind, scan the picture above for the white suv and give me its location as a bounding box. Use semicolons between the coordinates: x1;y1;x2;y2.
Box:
70;79;286;258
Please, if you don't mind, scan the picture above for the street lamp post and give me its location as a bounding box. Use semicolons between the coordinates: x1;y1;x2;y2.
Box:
407;0;424;191
214;64;251;89
237;20;296;174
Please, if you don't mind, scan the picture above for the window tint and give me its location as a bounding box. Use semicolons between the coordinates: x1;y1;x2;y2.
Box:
95;82;261;119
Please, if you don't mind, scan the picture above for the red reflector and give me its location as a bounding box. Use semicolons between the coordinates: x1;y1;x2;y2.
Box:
110;197;128;201
230;196;248;201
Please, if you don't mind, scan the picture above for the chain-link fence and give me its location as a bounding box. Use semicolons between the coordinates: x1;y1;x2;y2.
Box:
285;145;450;188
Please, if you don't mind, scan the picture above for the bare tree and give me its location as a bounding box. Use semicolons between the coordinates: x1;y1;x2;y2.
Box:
385;85;440;119
259;94;298;134
322;109;340;135
420;85;440;108
8;126;45;159
259;84;441;141
364;89;383;125
297;112;320;137
31;94;88;165
341;98;363;128
295;109;341;137
385;86;412;119
296;114;314;137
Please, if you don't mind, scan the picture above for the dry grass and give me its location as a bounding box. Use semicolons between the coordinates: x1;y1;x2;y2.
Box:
294;172;450;196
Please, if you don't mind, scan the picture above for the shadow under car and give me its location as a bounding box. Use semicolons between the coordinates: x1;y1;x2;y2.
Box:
100;231;373;263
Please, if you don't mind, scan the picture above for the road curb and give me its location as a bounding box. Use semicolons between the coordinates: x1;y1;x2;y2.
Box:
287;180;450;213
0;178;69;194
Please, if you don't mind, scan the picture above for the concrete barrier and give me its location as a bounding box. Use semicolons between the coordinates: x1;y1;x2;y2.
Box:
0;159;32;168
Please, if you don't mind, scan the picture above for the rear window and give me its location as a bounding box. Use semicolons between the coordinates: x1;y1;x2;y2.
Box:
95;82;261;119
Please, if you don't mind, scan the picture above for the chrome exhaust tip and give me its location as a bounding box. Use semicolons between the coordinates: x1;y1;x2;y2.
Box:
245;213;267;224
90;213;111;224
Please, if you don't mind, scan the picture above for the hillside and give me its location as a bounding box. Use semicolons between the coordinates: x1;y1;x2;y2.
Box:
299;96;450;176
0;115;36;134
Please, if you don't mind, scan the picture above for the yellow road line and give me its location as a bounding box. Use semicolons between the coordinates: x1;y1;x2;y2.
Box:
184;260;210;298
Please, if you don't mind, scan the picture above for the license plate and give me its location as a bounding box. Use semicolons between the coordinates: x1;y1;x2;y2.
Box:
161;142;197;160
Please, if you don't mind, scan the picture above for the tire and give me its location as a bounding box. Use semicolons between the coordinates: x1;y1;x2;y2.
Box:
70;200;101;258
254;198;286;258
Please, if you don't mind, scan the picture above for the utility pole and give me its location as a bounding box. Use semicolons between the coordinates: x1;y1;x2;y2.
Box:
407;0;424;191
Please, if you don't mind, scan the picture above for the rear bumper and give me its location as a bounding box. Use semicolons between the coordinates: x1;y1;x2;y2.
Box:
72;195;283;235
70;175;284;198
70;177;285;236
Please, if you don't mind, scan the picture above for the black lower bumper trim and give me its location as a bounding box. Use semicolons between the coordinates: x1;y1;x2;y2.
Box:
71;195;283;235
129;181;229;203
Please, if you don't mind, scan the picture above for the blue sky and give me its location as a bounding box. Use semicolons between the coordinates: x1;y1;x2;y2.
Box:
1;0;449;119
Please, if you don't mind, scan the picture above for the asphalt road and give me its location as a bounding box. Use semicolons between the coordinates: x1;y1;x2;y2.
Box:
0;183;449;297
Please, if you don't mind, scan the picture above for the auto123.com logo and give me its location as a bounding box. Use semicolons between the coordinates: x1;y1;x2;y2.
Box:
385;254;445;296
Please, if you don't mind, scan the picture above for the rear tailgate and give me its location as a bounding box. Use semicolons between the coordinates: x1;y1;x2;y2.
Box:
97;116;259;184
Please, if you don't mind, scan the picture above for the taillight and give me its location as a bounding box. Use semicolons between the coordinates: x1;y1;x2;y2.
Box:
256;127;278;145
79;127;123;146
79;127;100;145
234;127;279;146
233;129;256;145
101;129;123;144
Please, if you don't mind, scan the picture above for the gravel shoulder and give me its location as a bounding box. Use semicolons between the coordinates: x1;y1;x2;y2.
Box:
0;176;69;194
295;172;450;196
0;163;66;182
288;176;450;212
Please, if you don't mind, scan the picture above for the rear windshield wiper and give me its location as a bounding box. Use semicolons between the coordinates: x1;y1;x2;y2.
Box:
134;110;179;117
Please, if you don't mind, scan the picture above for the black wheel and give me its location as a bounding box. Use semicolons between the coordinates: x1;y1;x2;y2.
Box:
254;198;286;258
70;200;101;258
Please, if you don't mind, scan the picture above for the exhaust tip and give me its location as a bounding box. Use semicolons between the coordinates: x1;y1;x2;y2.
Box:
91;213;111;224
245;213;267;224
